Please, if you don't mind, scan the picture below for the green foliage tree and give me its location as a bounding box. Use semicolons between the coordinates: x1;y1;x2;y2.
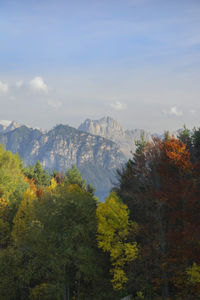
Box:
0;145;122;299
10;178;117;299
65;164;86;188
0;145;30;299
23;160;50;188
0;144;28;228
178;125;191;145
135;131;147;154
191;127;200;163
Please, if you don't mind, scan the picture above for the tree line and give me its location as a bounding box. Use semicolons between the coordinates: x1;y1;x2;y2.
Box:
0;126;200;299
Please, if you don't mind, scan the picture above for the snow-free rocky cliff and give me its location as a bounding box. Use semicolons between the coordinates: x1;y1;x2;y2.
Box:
0;117;160;200
79;116;152;158
0;123;126;200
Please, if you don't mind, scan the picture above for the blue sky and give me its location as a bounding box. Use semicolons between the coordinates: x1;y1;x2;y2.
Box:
0;0;200;132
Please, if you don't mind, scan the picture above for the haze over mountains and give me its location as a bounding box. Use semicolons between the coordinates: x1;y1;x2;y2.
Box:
0;117;179;199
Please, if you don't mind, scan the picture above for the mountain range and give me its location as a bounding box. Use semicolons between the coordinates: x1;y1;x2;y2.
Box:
0;117;164;200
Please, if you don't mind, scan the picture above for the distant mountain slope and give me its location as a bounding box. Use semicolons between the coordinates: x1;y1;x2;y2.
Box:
79;116;152;158
0;120;21;133
0;120;44;134
0;124;126;200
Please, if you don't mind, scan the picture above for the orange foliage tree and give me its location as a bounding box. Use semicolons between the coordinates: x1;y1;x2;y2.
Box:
116;137;200;299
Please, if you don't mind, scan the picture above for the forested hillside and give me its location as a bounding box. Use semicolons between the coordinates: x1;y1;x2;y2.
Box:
114;126;200;299
0;126;200;299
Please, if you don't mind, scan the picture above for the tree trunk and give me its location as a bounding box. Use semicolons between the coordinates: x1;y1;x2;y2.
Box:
67;287;70;300
63;287;67;300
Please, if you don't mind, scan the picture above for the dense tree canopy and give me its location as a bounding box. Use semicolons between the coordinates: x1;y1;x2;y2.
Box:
116;129;200;299
0;126;200;299
0;149;119;300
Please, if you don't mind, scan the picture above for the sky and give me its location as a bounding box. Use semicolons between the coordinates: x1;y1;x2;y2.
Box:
0;0;200;133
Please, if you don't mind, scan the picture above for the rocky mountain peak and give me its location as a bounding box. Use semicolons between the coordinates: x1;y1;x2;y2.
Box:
0;123;126;200
78;116;125;138
78;116;151;158
0;120;21;133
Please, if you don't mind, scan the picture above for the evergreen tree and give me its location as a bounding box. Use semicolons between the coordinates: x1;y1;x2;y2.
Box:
65;165;86;189
24;160;50;188
116;137;200;299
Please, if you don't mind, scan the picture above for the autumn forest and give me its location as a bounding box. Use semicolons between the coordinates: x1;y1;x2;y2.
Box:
1;127;200;300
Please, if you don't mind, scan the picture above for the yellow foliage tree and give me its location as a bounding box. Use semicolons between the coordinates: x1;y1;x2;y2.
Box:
186;263;200;284
96;192;138;290
12;188;38;247
49;177;57;191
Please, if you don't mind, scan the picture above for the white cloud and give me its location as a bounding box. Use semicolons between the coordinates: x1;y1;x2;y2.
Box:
47;100;62;109
169;106;182;116
189;109;195;114
110;100;126;111
29;76;48;93
0;81;8;93
163;106;183;116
